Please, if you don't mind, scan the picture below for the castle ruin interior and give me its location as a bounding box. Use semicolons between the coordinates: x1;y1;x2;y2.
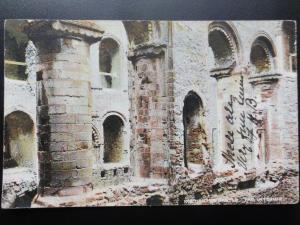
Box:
2;20;298;207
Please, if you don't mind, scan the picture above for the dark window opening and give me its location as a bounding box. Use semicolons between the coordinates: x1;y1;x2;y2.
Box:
100;170;106;178
250;37;275;74
99;38;120;88
103;115;124;163
208;29;235;68
250;45;271;73
36;71;43;81
183;92;206;168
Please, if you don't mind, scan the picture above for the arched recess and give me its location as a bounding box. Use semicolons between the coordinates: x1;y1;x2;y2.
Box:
4;111;35;168
99;37;121;88
182;91;207;168
208;22;240;68
282;21;296;72
103;115;125;163
250;35;276;73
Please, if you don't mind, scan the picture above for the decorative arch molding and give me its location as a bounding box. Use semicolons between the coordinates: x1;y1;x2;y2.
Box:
250;32;277;73
92;124;101;148
250;31;277;57
101;111;127;124
208;21;241;65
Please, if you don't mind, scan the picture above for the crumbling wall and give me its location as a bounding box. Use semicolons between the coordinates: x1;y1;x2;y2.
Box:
1;167;37;208
90;21;131;187
171;21;217;172
278;74;298;168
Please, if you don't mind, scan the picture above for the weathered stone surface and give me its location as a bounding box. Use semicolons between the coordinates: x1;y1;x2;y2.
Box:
3;20;298;207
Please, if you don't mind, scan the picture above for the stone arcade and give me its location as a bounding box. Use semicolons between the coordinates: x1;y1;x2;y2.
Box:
2;20;298;207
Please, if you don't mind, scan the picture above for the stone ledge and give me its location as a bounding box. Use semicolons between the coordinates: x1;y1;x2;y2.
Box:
22;20;104;43
249;72;282;85
128;42;167;62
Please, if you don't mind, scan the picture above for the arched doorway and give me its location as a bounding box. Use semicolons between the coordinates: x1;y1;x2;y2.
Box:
183;91;206;168
103;115;124;163
4;111;35;168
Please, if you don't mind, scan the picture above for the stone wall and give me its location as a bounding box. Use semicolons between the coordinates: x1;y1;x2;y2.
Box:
171;21;217;173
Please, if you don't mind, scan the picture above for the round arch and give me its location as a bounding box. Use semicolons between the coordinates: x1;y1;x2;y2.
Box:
4;110;36;168
250;33;277;73
102;114;126;163
182;91;207;169
208;21;241;67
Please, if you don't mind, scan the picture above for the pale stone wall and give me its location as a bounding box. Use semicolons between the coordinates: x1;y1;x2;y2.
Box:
4;41;38;171
171;21;218;170
171;20;298;176
89;21;131;185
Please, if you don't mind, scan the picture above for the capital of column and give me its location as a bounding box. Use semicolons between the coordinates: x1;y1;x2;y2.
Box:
249;72;282;86
128;42;167;63
22;20;104;43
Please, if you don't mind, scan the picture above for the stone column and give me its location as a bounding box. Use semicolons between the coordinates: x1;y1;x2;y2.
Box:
23;20;103;196
211;68;235;172
128;42;169;178
249;74;282;164
211;66;256;174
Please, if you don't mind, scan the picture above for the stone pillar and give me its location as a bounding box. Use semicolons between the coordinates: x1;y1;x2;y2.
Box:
128;42;169;178
211;68;236;172
23;20;103;196
211;66;257;174
249;74;282;165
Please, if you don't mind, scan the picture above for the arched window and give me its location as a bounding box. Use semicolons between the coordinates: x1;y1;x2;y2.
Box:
208;22;239;68
282;21;296;72
183;92;207;168
250;36;276;74
4;111;34;168
4;20;28;80
99;38;120;88
103;115;124;163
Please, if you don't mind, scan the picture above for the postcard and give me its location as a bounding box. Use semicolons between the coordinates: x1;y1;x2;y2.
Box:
2;20;298;208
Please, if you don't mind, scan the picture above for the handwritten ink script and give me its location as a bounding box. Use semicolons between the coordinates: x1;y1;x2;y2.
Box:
222;76;259;170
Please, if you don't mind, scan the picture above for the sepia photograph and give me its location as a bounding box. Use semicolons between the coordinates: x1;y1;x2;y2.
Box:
1;19;298;208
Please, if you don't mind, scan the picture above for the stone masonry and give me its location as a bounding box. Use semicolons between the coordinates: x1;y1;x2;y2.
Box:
2;20;298;207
